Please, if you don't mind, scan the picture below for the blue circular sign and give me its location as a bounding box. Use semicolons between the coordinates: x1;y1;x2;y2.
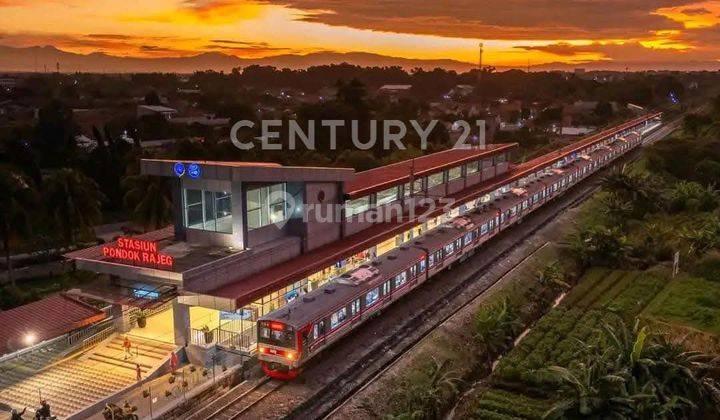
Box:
173;162;185;177
188;163;202;179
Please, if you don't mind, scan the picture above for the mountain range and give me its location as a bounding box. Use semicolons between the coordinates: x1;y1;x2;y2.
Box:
0;46;480;73
0;45;718;73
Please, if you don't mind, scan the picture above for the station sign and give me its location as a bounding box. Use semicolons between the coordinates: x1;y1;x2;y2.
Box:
101;236;174;269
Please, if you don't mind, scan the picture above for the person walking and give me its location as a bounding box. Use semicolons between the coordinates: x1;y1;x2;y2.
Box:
123;336;132;360
135;363;142;382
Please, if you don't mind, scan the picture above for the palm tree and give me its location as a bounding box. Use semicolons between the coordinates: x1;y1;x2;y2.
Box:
122;175;172;232
418;358;462;418
545;319;720;419
43;168;105;245
0;168;36;286
391;357;461;420
475;298;522;369
541;359;636;419
536;260;570;290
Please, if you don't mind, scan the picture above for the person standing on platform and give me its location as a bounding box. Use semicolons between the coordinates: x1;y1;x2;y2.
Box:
170;352;178;373
136;363;142;382
123;336;132;360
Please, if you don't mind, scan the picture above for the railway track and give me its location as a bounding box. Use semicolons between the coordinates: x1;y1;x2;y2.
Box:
188;117;678;420
292;121;679;420
205;378;284;420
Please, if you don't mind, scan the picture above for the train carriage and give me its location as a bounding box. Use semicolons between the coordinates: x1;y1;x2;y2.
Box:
257;246;426;379
257;119;653;380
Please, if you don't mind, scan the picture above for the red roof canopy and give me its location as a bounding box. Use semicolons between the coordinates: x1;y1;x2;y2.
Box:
0;294;106;356
344;143;517;198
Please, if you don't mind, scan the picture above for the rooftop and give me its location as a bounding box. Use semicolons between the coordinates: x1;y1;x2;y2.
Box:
344;143;517;198
0;294;106;356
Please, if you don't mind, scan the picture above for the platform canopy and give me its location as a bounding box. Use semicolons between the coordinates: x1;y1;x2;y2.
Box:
0;294;106;356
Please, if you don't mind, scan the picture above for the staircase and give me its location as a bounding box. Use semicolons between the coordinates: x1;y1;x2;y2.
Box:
0;335;177;418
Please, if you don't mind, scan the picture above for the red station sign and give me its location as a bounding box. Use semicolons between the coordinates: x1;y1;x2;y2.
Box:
101;237;174;269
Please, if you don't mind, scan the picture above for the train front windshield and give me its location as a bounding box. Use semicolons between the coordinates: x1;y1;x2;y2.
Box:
258;321;296;349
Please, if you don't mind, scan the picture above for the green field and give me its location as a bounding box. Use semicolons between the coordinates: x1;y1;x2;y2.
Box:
643;275;720;335
466;268;686;419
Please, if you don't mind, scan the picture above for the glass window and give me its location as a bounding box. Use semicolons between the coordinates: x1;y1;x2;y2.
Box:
215;191;232;233
427;172;444;188
418;259;426;273
444;242;455;255
403;182;412;197
376;186;398;206
448;166;462;181
312;320;326;340
382;280;391;295
496;153;507;163
346;196;371;218
184;189;233;233
366;288;380;306
466;161;479;175
331;307;347;329
394;271;407;287
184;189;203;229
351;299;360;315
247;183;288;230
482;158;493;169
413;177;426;193
258;323;295;348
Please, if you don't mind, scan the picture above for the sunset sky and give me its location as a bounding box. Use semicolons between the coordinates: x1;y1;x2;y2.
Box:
1;0;720;67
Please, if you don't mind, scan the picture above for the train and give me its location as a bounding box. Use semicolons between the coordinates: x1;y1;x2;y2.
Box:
256;128;647;379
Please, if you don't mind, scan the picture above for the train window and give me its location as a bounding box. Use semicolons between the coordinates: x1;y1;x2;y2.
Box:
351;299;360;316
383;280;391;295
330;307;347;329
455;238;463;249
258;322;296;348
444;242;455;255
434;250;443;262
394;272;407;287
313;320;326;340
464;232;473;245
410;265;417;277
429;253;435;267
480;223;488;235
366;288;380;306
418;259;426;273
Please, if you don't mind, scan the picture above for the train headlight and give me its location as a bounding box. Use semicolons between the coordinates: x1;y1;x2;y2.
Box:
286;351;296;361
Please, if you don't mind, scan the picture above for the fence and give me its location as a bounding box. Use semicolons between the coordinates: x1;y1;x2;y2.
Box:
189;327;257;354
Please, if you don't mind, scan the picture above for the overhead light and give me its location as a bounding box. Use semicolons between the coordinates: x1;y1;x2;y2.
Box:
23;333;36;346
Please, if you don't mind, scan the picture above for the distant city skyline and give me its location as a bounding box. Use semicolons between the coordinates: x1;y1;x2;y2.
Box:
0;0;719;69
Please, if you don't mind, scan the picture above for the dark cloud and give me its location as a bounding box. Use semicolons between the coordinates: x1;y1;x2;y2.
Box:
679;7;713;15
255;0;695;40
210;39;270;46
516;39;719;63
516;43;599;56
86;34;135;40
204;43;290;54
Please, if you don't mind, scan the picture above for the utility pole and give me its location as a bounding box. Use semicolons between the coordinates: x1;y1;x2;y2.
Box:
478;42;484;83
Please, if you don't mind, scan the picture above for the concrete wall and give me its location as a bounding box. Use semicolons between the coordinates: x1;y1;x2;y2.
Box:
304;182;342;251
447;178;465;195
183;236;302;293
